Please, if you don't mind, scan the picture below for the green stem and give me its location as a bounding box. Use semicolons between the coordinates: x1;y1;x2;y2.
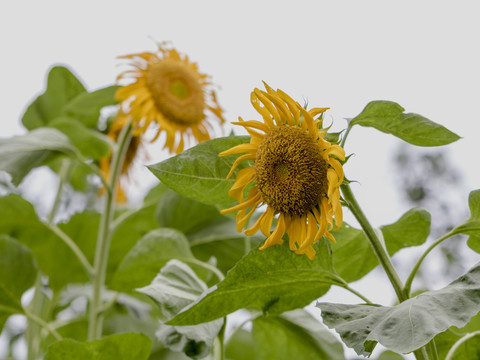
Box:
26;275;43;360
340;184;407;302
413;347;430;360
336;280;373;305
47;159;72;224
340;124;353;148
403;230;456;297
428;339;440;360
46;223;94;277
214;318;227;360
24;308;62;341
184;258;225;281
88;121;132;341
445;331;480;360
244;237;251;255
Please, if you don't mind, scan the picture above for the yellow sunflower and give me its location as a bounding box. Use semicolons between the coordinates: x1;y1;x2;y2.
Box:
220;83;345;259
100;111;144;203
115;42;225;154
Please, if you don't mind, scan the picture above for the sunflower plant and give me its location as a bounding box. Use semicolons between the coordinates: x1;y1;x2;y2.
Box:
0;44;479;360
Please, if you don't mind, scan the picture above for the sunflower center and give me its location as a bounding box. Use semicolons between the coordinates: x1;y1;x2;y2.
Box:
145;59;206;125
255;126;328;216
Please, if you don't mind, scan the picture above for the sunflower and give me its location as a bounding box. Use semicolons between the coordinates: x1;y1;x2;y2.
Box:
99;111;144;203
220;83;345;259
115;42;225;154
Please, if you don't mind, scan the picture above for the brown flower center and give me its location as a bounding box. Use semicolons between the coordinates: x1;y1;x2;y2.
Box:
145;59;205;125
255;126;328;216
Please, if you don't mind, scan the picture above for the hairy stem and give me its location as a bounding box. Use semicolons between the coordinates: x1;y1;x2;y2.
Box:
403;230;455;297
340;184;407;302
87;121;132;340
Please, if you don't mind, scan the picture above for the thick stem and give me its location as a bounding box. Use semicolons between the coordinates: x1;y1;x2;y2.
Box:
403;230;455;297
340;184;407;302
87;121;132;340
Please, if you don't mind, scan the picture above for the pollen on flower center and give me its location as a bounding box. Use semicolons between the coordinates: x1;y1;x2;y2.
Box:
145;59;205;125
255;125;328;216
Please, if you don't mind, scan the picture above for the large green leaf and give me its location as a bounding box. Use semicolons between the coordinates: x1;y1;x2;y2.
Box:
147;136;250;205
111;229;196;292
0;195;91;290
0;236;37;331
49;117;110;159
452;190;480;253
318;261;480;356
168;240;341;326
44;332;151;360
329;223;375;283
107;195;164;284
350;101;460;146
138;260;224;359
331;208;431;284
0;127;80;186
62;85;119;128
156;190;222;234
251;309;345;360
381;207;431;254
445;332;480;359
22;66;86;130
226;329;255;360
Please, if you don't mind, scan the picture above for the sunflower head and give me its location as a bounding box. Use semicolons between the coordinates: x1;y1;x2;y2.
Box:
115;42;225;154
220;83;345;259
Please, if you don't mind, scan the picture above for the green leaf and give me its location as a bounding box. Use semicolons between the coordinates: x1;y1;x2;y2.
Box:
0;127;80;186
22;66;86;130
139;260;224;359
168;240;341;326
147;136;250;205
452;190;480;253
331;209;431;284
156;190;222;234
225;329;256;360
446;332;480;359
329;223;375;283
107;198;164;285
377;350;405;360
0;195;93;290
188;218;262;274
0;236;37;331
350;100;460;146
112;229;196;292
381;207;431;254
44;332;151;360
62;85;119;128
318;261;480;356
49;117;111;159
251;309;345;360
137;259;207;322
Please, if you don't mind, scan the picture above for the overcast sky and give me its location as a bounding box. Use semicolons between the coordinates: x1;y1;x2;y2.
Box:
1;1;479;358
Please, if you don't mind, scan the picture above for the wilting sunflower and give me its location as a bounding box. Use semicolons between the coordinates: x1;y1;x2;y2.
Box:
115;42;225;154
99;111;144;203
220;83;345;259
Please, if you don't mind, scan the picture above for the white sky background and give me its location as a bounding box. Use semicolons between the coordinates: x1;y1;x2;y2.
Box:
1;1;480;359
